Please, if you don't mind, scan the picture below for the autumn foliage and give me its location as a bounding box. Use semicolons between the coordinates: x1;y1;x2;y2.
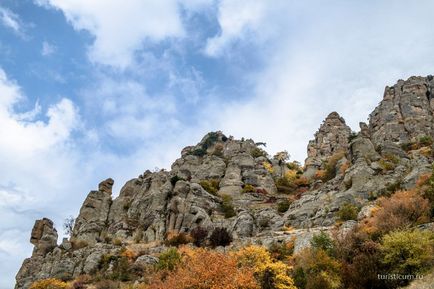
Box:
29;279;68;289
363;190;430;235
146;247;260;289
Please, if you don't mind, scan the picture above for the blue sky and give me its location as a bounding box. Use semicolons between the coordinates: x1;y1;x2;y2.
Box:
2;1;434;288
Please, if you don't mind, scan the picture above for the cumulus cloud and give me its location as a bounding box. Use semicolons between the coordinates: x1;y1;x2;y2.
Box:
208;0;434;162
0;69;83;289
35;0;211;68
204;0;268;56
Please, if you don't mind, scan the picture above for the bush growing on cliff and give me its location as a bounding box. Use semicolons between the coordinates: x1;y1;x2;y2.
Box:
164;232;192;247
199;179;219;195
190;226;208;247
337;203;360;221
170;175;184;186
29;279;68;289
251;147;268;158
364;190;430;235
277;199;291;213
209;227;232;248
242;184;256;193
221;194;236;218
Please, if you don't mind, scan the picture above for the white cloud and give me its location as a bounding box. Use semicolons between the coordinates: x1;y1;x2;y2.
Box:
208;0;434;162
35;0;211;68
0;6;23;36
41;41;56;56
0;69;82;289
204;0;268;56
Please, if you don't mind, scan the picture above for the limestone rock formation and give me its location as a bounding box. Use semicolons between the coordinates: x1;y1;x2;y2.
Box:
30;218;58;256
72;179;114;244
15;76;434;289
369;75;434;148
304;111;351;177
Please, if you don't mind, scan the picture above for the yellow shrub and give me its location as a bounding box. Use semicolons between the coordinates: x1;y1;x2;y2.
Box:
263;162;274;173
30;279;68;289
235;246;296;289
284;170;297;181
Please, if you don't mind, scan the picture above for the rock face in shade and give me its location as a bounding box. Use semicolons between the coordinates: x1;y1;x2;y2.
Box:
369;75;434;148
304;111;351;177
15;75;434;289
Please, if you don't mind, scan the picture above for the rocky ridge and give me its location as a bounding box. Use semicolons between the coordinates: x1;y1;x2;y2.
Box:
15;76;434;289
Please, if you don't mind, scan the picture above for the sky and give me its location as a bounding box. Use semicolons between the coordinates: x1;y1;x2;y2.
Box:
1;0;434;288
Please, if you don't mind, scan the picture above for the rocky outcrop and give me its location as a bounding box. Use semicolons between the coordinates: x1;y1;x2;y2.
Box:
369;75;434;148
15;76;434;289
71;179;113;244
304;112;351;177
30;218;58;257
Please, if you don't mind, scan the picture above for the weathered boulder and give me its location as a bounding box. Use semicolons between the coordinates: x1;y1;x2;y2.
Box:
30;218;58;256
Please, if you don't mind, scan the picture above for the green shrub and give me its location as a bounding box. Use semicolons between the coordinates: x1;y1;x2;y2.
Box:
170;175;185;186
277;199;291;213
156;248;181;271
209;227;232;248
348;132;358;143
251;147;268;158
337;203;359;221
202;132;219;149
242;184;256;193
189;132;221;157
380;230;434;278
199;179;219;195
379;154;400;173
191;147;207;157
275;177;296;194
311;231;335;256
419;135;433;146
221;194;236;218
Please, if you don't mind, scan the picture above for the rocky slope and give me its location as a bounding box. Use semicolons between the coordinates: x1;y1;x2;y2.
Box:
15;75;434;289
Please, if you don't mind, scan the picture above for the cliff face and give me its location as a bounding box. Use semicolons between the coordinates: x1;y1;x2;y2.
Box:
15;76;434;289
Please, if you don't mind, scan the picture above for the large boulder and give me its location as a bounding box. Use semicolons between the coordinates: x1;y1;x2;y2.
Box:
30;218;58;256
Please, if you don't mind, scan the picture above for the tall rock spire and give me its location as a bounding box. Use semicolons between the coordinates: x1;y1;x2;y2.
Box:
304;112;351;176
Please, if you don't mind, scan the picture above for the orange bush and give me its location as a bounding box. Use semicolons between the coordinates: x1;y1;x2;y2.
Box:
29;279;68;289
363;190;430;235
146;247;259;289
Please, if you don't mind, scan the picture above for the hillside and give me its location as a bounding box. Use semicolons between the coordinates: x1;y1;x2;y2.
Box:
16;76;434;289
